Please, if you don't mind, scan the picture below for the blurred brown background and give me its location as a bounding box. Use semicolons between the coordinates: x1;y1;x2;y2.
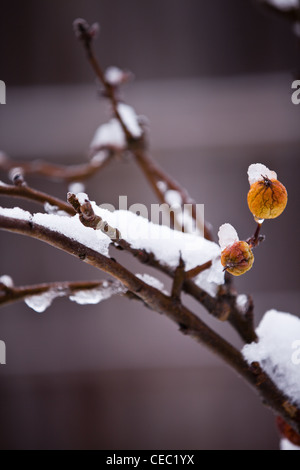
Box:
0;0;299;450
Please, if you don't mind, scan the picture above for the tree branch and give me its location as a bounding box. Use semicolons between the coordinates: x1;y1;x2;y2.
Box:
74;19;213;241
0;279;119;307
0;182;75;215
0;212;299;434
0;152;112;183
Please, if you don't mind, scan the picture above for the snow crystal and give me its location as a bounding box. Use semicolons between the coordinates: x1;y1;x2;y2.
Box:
68;182;85;194
117;103;142;138
105;66;124;86
265;0;299;10
280;439;300;451
136;274;166;293
218;223;239;251
90;119;126;150
165;190;182;209
25;290;65;313
248;163;277;186
69;281;126;305
242;310;300;407
236;294;249;314
0;275;14;288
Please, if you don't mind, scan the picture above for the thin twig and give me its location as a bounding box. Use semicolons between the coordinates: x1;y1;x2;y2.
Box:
74;20;213;241
0;182;75;215
0;279;119;307
0;153;112;183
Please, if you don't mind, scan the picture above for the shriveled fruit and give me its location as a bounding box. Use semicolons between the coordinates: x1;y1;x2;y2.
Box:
221;241;254;276
247;177;287;220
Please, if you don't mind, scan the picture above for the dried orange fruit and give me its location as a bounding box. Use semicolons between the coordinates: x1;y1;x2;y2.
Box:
247;164;287;220
221;240;254;276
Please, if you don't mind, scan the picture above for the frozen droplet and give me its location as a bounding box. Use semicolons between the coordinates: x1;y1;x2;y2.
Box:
69;282;126;305
254;217;265;224
25;290;65;313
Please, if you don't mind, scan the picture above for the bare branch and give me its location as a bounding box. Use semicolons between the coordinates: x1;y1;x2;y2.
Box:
0;152;112;183
0;181;75;215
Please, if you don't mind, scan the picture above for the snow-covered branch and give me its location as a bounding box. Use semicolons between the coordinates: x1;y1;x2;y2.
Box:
0;278;125;311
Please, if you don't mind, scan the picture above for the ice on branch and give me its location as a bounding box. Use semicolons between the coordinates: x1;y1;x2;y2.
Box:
248;163;277;186
117;103;142;138
242;310;300;407
69;281;126;305
280;439;300;451
90;119;126;151
136;274;166;293
25;290;65;313
0;275;14;288
218;223;239;251
264;0;299;10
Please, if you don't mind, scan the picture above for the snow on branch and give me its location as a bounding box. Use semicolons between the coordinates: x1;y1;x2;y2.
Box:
243;310;300;408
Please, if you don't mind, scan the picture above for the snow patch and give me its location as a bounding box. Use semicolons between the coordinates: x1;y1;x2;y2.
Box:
218;223;239;251
165;190;182;209
69;281;126;305
136;274;166;293
68;182;85;194
280;438;300;451
90;119;126;150
117;103;142;138
105;66;124;86
236;294;249;314
242;310;300;407
248;163;277;186
25;290;65;313
0;275;14;288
